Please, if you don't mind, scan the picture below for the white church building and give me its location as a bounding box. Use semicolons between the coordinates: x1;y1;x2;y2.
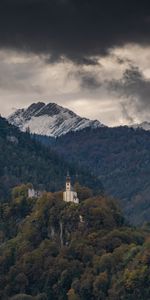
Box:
63;173;79;204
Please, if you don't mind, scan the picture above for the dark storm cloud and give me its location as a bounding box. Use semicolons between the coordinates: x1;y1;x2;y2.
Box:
119;102;135;124
71;69;101;89
80;73;101;89
74;64;150;121
0;0;150;64
110;66;150;118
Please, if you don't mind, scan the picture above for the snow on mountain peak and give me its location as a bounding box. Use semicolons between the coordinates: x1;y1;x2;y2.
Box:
8;102;105;137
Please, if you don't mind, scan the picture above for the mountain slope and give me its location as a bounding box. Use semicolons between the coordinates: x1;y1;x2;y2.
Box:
8;102;104;137
49;126;150;225
0;117;103;199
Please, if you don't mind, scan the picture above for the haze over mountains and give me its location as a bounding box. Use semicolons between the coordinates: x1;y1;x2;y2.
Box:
8;102;104;137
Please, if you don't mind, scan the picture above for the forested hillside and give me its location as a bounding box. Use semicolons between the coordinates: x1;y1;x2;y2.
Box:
0;117;103;200
49;126;150;225
0;185;149;300
0;118;150;299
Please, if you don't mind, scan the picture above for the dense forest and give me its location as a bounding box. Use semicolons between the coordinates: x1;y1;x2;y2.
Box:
43;126;150;225
1;118;150;299
0;117;103;200
0;184;150;300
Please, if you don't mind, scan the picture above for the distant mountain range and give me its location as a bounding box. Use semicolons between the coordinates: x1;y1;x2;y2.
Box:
8;102;150;137
131;121;150;131
8;102;105;137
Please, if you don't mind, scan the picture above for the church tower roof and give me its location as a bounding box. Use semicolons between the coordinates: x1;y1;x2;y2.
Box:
66;171;71;182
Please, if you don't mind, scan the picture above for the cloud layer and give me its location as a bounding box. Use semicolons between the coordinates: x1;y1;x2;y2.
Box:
0;0;150;63
0;2;150;125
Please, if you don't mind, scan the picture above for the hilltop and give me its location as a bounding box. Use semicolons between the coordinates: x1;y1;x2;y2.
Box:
0;186;149;300
51;126;150;225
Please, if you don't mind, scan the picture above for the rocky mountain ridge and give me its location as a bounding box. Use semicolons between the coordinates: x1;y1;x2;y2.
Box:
8;102;104;137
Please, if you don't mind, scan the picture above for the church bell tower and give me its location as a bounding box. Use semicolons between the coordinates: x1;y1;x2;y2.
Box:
66;172;71;192
63;172;79;204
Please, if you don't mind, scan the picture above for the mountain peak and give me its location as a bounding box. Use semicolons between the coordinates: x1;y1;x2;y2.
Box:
8;102;104;137
131;121;150;131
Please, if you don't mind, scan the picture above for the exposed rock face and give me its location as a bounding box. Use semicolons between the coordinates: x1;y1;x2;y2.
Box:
8;102;105;137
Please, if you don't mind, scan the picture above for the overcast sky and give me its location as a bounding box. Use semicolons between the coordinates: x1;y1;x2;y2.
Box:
0;0;150;126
